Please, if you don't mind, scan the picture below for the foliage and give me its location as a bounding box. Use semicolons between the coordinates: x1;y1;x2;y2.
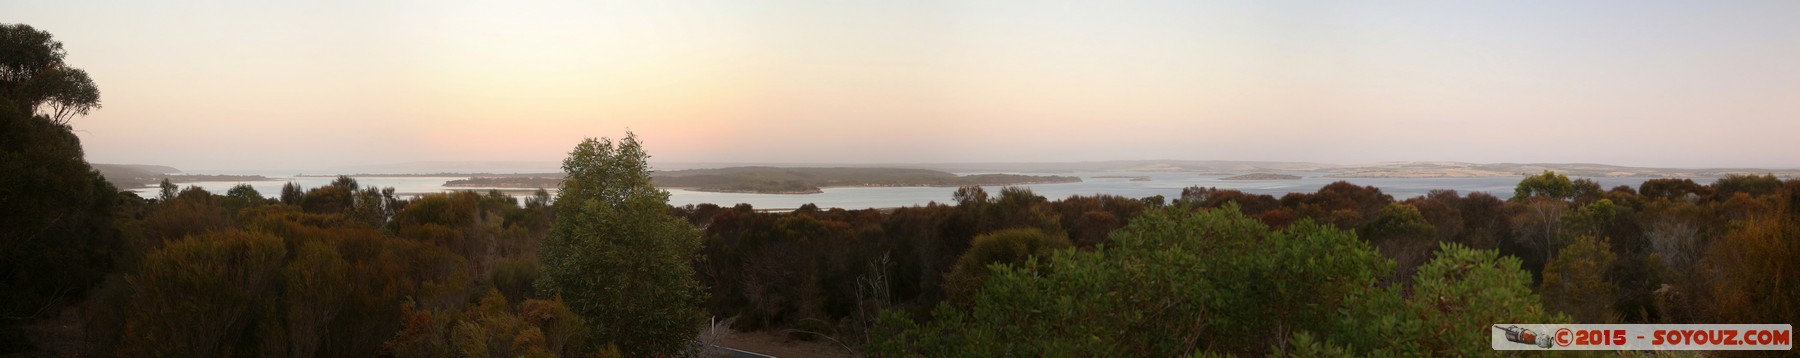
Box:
1513;170;1574;201
279;182;302;205
1572;177;1605;203
66;181;558;357
1049;194;1146;247
382;289;591;358
1403;190;1511;250
1177;186;1281;216
142;186;231;246
1332;243;1567;356
0;30;119;332
874;205;1391;356
1562;198;1618;236
536;133;704;356
956;185;1064;235
41;155;1798;357
279;241;350;358
1511;197;1567;272
1639;178;1707;201
1540;236;1620;323
1276;181;1394;230
1713;173;1782;201
1702;184;1800;326
941;228;1070;306
1360;203;1434;245
491;257;542;305
299;177;356;215
1267;332;1357;358
1359;203;1438;281
875;212;1565;357
0;23;102;124
118;230;288;357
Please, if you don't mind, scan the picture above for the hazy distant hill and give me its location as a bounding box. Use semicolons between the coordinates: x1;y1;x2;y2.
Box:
92;164;180;188
92;164;269;189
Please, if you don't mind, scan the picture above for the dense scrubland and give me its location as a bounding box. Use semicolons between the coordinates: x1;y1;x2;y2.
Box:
5;23;1799;357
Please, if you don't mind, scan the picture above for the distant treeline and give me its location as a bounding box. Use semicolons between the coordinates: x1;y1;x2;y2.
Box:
651;167;1081;194
445;176;563;188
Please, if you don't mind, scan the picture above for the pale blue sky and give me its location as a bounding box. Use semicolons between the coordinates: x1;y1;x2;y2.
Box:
4;1;1797;170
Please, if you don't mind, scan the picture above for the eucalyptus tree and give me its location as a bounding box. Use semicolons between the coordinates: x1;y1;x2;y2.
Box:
1;23;101;124
535;132;705;356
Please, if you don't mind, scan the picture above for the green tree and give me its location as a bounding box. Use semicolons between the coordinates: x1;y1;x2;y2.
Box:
953;185;1062;235
1360;203;1438;281
299;184;353;214
1513;170;1575;201
1560;198;1618;243
1142;194;1166;208
279;182;303;205
1713;173;1782;201
0;23;102;124
0;24;119;324
1333;242;1567;356
348;186;399;229
158;178;178;201
1359;203;1434;245
535;133;704;356
1639;178;1706;201
875;205;1391;356
1572;177;1604;203
941;228;1070;306
220;183;273;214
1539;236;1620;323
1513;197;1569;268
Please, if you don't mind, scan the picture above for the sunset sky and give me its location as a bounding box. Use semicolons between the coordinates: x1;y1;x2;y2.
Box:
5;1;1798;171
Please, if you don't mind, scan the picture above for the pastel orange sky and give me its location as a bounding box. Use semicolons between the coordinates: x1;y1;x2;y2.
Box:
5;1;1798;171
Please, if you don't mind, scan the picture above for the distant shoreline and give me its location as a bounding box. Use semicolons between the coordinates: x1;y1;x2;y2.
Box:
1093;175;1152;181
100;160;1800;194
667;178;1086;195
1221;173;1301;180
298;173;559;178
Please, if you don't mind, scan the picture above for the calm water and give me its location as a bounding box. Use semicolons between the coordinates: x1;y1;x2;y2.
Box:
131;172;1693;210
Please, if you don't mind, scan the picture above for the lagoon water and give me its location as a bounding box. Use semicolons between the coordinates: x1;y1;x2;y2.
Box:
131;172;1690;210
